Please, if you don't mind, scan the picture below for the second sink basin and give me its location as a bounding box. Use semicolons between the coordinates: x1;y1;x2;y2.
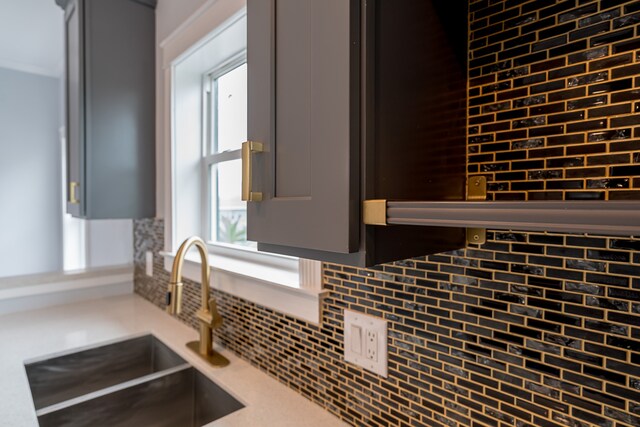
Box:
24;334;186;410
24;333;244;427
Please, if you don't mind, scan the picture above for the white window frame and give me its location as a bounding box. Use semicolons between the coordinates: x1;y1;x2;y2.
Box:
200;52;247;249
158;1;324;324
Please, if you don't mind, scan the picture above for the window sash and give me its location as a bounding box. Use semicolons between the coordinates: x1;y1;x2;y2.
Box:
202;54;248;248
204;53;247;156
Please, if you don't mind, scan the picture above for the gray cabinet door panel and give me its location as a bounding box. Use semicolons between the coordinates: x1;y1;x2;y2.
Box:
60;0;155;219
274;0;311;198
84;0;155;219
247;0;358;253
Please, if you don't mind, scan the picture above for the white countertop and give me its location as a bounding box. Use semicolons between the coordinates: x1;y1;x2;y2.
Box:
0;293;349;427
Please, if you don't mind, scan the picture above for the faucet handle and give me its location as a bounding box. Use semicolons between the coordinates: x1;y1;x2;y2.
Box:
166;282;183;315
208;298;223;330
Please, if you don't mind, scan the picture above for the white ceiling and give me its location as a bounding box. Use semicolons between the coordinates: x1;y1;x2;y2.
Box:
0;0;64;77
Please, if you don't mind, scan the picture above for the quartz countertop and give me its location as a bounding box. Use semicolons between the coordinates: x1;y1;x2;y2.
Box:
0;293;349;427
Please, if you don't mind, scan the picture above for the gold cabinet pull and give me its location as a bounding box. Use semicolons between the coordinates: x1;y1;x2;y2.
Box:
69;181;80;204
241;141;264;202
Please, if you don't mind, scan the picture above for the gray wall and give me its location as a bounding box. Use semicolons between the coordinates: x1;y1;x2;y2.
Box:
0;67;62;277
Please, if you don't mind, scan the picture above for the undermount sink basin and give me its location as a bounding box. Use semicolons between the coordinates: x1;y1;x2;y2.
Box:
24;334;187;410
24;333;244;427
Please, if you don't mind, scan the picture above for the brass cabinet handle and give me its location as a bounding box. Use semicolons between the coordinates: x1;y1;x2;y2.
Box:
69;181;80;204
241;141;264;202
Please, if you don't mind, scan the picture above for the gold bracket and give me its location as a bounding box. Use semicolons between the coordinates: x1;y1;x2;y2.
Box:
467;176;487;200
466;176;487;245
466;228;486;245
363;199;387;226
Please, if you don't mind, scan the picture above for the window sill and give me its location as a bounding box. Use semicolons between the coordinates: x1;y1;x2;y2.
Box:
0;265;134;315
161;251;326;325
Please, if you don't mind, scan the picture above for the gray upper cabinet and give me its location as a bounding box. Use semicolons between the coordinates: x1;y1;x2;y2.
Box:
57;0;156;219
247;0;469;267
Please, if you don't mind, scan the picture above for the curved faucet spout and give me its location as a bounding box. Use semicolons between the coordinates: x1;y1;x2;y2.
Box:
166;236;210;316
166;236;229;367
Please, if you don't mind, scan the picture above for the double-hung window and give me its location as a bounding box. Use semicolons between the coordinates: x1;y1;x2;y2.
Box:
202;57;253;250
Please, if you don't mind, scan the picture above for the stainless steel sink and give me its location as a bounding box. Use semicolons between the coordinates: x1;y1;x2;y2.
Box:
24;333;244;427
24;334;187;409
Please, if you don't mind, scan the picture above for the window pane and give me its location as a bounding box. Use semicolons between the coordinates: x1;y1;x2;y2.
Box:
214;63;247;153
210;159;255;248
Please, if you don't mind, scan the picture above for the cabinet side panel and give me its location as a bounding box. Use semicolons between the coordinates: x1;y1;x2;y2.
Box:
65;0;84;217
370;226;466;267
372;0;467;200
364;0;468;265
84;0;155;219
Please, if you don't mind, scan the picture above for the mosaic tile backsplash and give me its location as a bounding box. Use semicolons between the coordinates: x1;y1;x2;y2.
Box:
469;0;640;201
135;218;640;427
135;1;640;426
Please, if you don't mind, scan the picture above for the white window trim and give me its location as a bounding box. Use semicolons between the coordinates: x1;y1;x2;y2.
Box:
159;0;325;324
201;54;246;248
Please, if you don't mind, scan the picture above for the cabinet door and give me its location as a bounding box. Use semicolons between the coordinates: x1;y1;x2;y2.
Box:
64;0;84;217
60;0;156;219
246;0;360;254
83;0;155;219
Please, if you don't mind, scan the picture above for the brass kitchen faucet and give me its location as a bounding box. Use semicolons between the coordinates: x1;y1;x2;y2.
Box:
166;236;229;367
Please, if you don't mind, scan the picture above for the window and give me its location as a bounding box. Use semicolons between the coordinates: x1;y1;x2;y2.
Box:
202;58;254;249
162;7;323;324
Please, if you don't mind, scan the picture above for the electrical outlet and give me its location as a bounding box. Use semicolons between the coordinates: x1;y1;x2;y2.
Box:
344;309;387;377
145;251;153;277
366;330;378;361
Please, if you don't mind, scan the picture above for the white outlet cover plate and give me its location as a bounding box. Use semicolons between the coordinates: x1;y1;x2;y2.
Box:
145;251;153;277
344;309;388;377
